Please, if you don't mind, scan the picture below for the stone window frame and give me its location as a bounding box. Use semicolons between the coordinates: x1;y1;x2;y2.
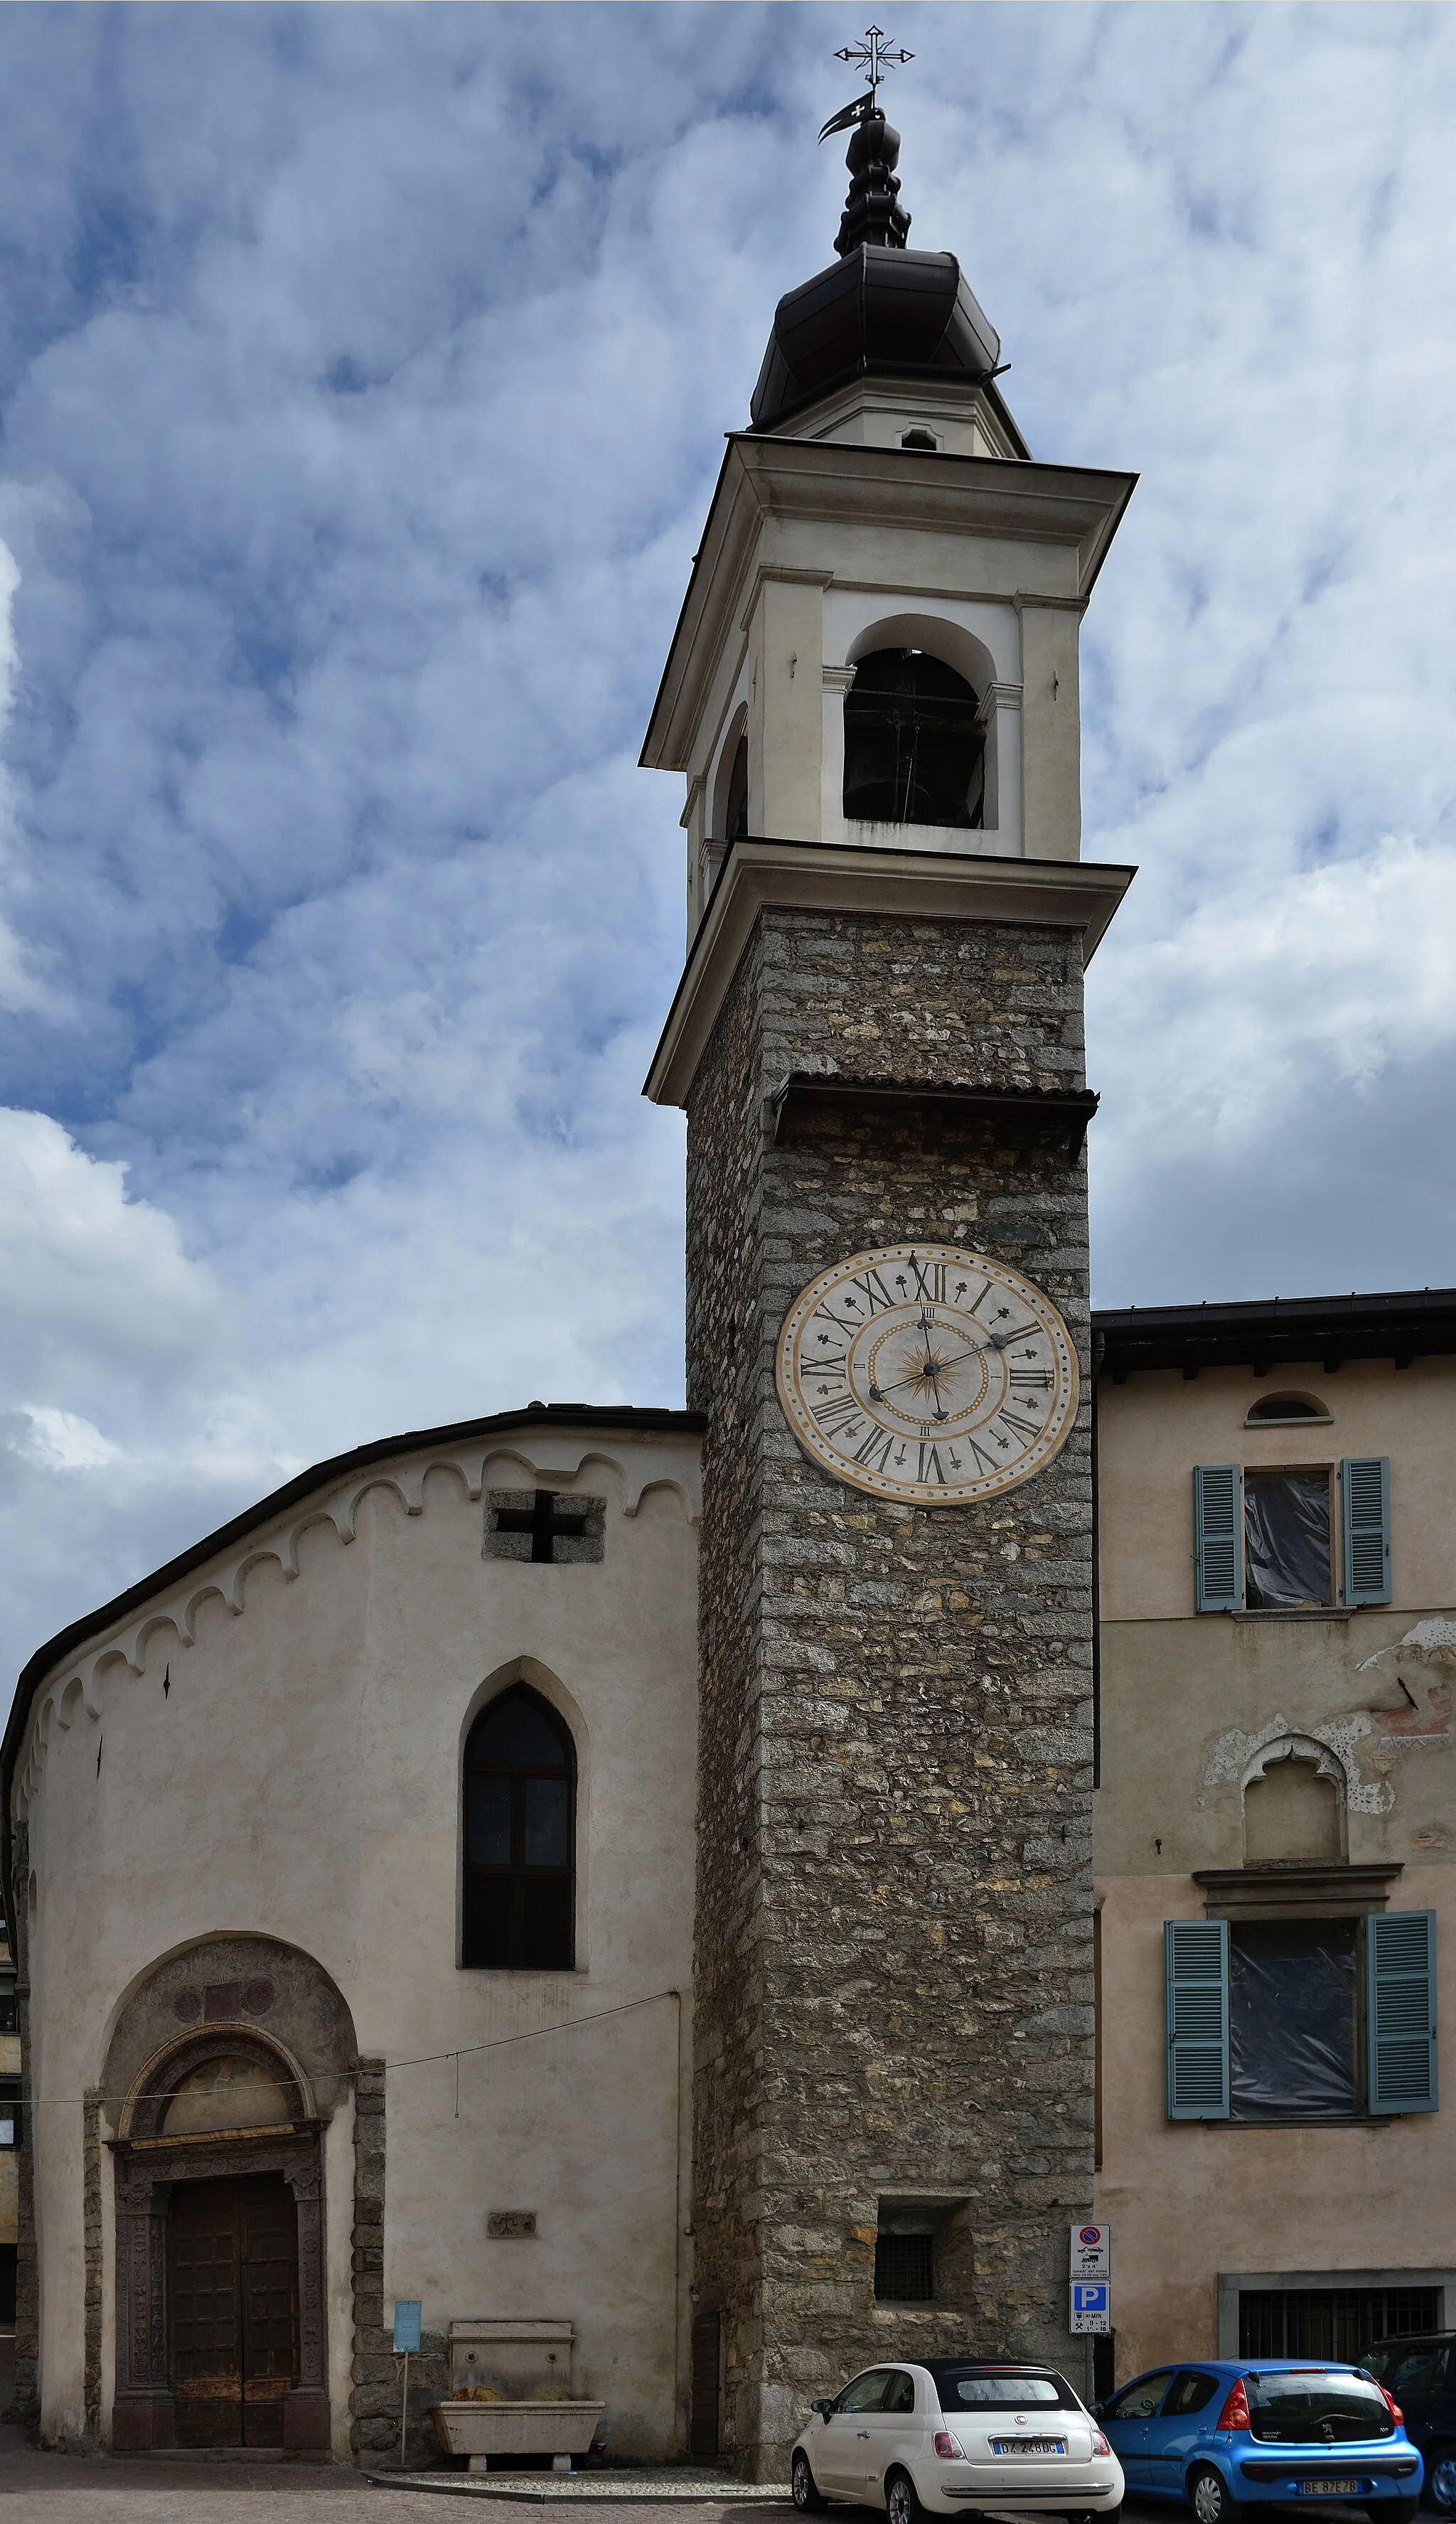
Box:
483;1490;606;1566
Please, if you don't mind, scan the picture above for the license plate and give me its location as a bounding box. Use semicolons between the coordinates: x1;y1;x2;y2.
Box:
990;2439;1066;2456
1300;2483;1358;2496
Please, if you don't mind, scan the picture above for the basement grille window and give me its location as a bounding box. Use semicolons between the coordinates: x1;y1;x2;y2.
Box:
875;2232;935;2303
1240;2287;1440;2362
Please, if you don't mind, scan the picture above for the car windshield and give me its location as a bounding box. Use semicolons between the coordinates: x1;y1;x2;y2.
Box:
1246;2373;1394;2444
933;2370;1076;2412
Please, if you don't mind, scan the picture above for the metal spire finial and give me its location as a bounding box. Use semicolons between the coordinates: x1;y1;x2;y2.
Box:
819;27;913;143
819;25;916;252
833;25;914;106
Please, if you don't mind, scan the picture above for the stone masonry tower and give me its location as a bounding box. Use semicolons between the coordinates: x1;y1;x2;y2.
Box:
643;81;1136;2478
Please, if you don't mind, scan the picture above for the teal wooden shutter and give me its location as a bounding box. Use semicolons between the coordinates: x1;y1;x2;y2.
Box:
1368;1910;1437;2114
1165;1919;1230;2119
1342;1458;1391;1606
1194;1466;1242;1611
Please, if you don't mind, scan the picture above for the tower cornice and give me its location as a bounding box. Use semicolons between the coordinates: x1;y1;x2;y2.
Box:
641;435;1137;777
643;835;1134;1108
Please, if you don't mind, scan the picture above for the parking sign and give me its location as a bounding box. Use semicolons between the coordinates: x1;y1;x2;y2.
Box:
1069;2222;1110;2277
1070;2279;1110;2335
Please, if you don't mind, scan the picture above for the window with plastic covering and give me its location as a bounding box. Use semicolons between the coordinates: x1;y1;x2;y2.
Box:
1192;1460;1391;1611
1165;1913;1438;2121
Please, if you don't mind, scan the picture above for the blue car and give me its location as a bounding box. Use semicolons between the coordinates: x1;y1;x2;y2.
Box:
1096;2359;1422;2524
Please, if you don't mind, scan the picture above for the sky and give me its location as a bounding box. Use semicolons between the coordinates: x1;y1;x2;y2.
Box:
1;1;1453;1696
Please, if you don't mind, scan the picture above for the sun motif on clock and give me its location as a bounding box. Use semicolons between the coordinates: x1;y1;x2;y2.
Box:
775;1243;1079;1505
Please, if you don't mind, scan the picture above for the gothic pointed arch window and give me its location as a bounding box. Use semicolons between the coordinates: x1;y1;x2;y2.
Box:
843;646;985;829
463;1686;576;1969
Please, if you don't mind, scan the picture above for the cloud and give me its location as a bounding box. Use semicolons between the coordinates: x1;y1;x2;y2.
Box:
0;4;1452;1688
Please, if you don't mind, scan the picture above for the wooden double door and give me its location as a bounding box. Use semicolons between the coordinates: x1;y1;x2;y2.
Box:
167;2173;299;2447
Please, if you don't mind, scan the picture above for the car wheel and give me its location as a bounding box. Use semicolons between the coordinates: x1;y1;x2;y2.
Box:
792;2453;829;2515
1428;2454;1456;2515
886;2468;929;2524
1190;2464;1246;2524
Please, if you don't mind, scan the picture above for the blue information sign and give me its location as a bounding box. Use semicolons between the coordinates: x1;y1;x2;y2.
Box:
393;2299;422;2353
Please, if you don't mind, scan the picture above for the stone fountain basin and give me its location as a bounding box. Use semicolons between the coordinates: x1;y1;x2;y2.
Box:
435;2400;606;2461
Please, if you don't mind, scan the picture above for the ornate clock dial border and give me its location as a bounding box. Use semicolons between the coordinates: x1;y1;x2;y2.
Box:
774;1242;1080;1506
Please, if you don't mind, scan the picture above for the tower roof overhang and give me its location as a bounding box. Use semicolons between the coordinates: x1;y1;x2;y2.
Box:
643;836;1135;1109
641;434;1138;776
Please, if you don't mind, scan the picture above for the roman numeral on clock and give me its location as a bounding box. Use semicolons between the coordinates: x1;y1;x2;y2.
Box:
997;1410;1042;1442
853;1428;898;1473
813;1392;864;1436
906;1254;947;1303
847;1268;896;1315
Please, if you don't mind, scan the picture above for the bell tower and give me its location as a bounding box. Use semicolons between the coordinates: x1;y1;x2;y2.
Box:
644;58;1135;2479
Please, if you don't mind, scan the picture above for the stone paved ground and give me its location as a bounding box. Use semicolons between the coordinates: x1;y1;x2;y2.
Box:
0;2440;1384;2524
0;2425;796;2521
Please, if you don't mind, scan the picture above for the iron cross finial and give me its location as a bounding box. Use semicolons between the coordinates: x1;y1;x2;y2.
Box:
833;25;914;105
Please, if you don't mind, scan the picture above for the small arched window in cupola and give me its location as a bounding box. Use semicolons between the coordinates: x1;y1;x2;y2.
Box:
843;648;985;829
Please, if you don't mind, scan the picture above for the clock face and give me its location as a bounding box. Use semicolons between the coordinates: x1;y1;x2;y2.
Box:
775;1243;1079;1505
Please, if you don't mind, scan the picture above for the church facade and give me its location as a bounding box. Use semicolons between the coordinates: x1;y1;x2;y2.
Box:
7;85;1453;2483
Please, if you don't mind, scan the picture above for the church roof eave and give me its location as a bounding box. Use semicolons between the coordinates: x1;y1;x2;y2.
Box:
1;1401;707;1872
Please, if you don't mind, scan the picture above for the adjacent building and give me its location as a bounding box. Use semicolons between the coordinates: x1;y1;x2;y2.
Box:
1094;1290;1456;2387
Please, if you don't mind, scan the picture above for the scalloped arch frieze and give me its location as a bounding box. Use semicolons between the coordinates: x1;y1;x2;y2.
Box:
16;1433;700;1814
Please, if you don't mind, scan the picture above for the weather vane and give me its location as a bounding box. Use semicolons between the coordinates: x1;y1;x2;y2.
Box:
820;25;914;141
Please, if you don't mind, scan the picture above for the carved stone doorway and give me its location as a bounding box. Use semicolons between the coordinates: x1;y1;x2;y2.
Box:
112;2122;328;2453
168;2173;299;2449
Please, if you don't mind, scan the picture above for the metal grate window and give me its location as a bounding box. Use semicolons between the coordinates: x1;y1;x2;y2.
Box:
875;2232;934;2303
1240;2288;1440;2361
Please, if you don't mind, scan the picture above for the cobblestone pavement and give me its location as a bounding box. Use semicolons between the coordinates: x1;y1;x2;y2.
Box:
0;2425;798;2520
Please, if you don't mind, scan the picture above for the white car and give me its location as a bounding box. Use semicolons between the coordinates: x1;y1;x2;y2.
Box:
790;2358;1125;2524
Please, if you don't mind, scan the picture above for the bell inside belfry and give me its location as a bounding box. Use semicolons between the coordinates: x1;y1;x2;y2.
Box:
842;647;985;828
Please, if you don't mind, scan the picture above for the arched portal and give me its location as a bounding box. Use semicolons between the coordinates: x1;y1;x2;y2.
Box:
102;1937;356;2455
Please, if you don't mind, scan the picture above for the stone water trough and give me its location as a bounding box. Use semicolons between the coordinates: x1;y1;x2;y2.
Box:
434;2319;605;2473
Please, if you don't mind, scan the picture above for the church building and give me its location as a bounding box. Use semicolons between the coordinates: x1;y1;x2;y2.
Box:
6;75;1452;2481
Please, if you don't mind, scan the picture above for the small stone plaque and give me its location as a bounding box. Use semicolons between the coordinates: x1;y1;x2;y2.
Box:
486;2210;537;2239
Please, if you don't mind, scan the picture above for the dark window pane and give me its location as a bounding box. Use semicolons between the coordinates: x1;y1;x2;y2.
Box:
1230;1920;1356;2119
463;1874;515;1969
524;1777;571;1868
1106;2371;1176;2422
1245;2373;1393;2443
1245;1470;1332;1609
469;1691;568;1768
466;1775;513;1866
1165;2372;1220;2417
874;2233;934;2302
521;1875;573;1970
725;734;749;840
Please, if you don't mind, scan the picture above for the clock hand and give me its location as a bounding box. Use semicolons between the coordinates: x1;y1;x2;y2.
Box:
871;1339;999;1399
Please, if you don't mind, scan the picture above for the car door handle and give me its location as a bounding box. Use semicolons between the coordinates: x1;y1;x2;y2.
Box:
857;2431;870;2439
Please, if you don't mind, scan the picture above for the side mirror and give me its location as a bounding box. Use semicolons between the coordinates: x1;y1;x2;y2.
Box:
811;2398;834;2421
1092;2403;1107;2421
